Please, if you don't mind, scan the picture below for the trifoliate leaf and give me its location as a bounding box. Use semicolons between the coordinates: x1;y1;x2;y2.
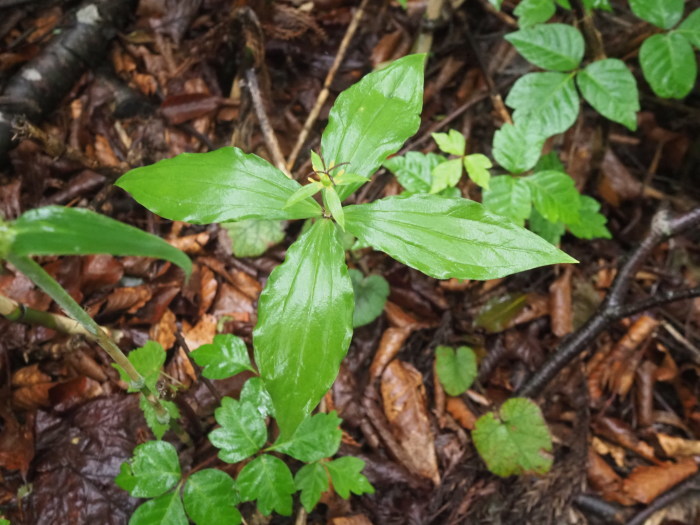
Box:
222;219;285;258
272;412;342;462
576;59;639;130
629;0;684;29
566;196;611;239
114;340;165;393
115;441;181;498
482;175;532;226
383;152;444;194
294;462;329;512
492;120;546;174
349;269;390;327
130;491;188;525
430;158;463;194
678;9;700;48
529;207;565;245
506;72;579;137
326;457;375;499
640;33;697;99
472;398;553;477
514;0;555;28
463;154;492;189
240;377;274;418
435;346;477;396
190;334;254;380
237;455;296;516
526;170;581;224
140;396;180;440
183;469;241;525
208;397;267;463
505;24;584;71
432;129;466;156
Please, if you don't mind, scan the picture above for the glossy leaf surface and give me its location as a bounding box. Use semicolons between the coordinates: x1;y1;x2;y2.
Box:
492;121;545;174
130;492;188;525
505;24;584;71
326;457;375;499
630;0;684;29
240;377;274;418
472;398;553;477
506;72;579;136
12;206;191;277
237;455;296;516
140;397;180;440
322;54;426;201
482;175;532;226
435;346;477;396
253;219;354;437
526;171;581;224
190;334;254;380
183;469;241;525
115;441;181;498
640;33;697;99
208;397;267;463
344;194;576;281
272;412;342;462
576;59;639;130
294;462;329;512
116;147;321;224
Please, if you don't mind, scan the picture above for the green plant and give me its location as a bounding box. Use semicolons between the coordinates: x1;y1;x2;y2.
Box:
0;205;191;424
115;336;373;524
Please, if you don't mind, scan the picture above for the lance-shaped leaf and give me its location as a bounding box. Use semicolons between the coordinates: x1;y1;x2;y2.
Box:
323;187;345;230
115;147;321;224
322;54;426;201
12;206;191;277
253;219;354;437
344;194;576;281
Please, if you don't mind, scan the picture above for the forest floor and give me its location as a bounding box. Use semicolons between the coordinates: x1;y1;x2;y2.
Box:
0;0;699;524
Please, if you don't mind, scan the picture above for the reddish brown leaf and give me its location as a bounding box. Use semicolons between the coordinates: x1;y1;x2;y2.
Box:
593;417;658;463
380;360;440;484
549;266;573;337
369;327;411;380
198;264;218;317
149;308;177;350
587;449;635;506
161;93;221;125
623;458;697;504
445;397;476;431
657;434;700;458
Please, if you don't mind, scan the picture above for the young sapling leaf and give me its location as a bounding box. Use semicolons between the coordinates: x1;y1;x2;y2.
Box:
310;150;325;173
463;154;492;190
113;341;165;393
240;377;274;418
130;491;188;525
435;346;477;396
294;462;329;512
190;333;255;380
222;219;285;258
505;24;584;72
284;182;322;209
482;176;532;226
236;455;296;516
140;397;181;440
432;129;465;156
325;457;375;499
115;441;181;498
183;469;241;525
349;269;390;327
323;187;345;230
208;397;267;463
271;411;342;462
430;158;463;194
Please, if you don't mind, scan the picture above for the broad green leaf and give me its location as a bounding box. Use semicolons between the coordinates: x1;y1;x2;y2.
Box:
349;269;390;327
472;398;553;477
294;462;329;512
183;469;241;525
222;219;285;258
116;147;321;224
577;59;639;130
514;0;555;28
190;334;254;380
629;0;683;29
344;194;576;281
209;397;267;463
253;219;354;437
323;187;345;230
0;519;9;525
284;183;321;209
115;441;181;498
678;9;700;48
430;158;462;193
384;152;444;194
432;129;465;156
435;346;477;396
529;207;565;245
506;72;579;136
12;206;191;277
566;196;611;239
130;491;188;525
114;341;165;393
272;411;342;461
463;154;492;190
482;175;532;226
326;457;375;499
237;455;295;516
323;54;426;201
526;171;580;224
505;24;584;71
474;293;528;333
240;377;274;418
492;120;545;174
140;396;180;440
534;151;565;172
640;33;697;99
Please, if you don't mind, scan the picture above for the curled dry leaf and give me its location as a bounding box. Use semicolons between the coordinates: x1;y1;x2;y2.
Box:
380;360;440;485
657;433;700;458
149;308;177;350
548;266;572;337
182;314;217;350
198;264;218;317
211;283;255;319
587;449;635;506
593;417;658;463
445;397;476;430
369;327;412;380
167;231;210;254
623;458;698;505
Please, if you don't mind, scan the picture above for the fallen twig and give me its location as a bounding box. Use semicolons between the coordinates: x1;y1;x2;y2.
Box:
518;206;700;398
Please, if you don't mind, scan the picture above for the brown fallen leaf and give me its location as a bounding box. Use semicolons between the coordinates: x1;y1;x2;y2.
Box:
150;308;177;350
657;433;700;458
369;327;411;380
198;264;218;317
587;449;635;506
211;283;254;318
380;360;440;485
182;314;217;350
330;515;373;525
549;266;573;337
593;417;659;464
623;458;697;504
445;397;476;431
